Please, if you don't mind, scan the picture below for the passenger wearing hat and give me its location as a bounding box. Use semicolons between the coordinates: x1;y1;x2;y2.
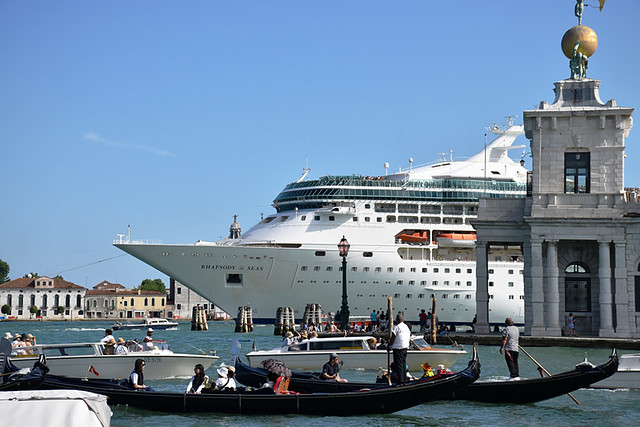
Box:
214;365;237;390
320;353;348;382
143;328;154;350
115;337;129;355
3;332;12;341
281;331;295;347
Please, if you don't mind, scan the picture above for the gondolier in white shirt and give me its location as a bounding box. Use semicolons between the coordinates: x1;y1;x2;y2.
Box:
389;313;411;384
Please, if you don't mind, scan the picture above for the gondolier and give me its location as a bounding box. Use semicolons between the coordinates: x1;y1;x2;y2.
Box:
389;313;411;384
500;317;520;380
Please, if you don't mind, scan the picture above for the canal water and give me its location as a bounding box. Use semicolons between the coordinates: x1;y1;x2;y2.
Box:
5;320;638;426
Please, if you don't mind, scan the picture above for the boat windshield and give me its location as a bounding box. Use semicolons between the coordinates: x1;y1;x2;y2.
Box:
409;337;432;350
308;340;365;351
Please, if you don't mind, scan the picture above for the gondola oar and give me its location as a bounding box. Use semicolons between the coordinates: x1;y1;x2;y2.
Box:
386;296;393;385
518;344;581;405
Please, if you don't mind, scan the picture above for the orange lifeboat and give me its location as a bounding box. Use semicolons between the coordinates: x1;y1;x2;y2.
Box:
397;231;429;243
436;232;477;248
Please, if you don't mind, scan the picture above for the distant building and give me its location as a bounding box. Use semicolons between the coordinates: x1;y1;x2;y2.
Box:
0;276;86;320
84;280;168;319
168;279;231;320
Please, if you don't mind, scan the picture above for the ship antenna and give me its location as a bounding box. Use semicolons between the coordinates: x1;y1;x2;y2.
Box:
505;115;517;127
408;158;413;171
483;133;487;197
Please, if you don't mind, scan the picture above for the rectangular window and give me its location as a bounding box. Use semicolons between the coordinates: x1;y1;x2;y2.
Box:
565;152;590;193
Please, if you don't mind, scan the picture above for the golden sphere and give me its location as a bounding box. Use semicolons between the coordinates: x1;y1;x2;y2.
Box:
561;25;598;59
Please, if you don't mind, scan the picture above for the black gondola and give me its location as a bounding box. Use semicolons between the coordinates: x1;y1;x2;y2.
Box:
445;349;619;403
236;348;619;404
37;347;480;415
0;338;49;391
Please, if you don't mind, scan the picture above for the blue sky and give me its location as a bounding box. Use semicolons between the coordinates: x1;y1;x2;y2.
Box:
1;1;638;289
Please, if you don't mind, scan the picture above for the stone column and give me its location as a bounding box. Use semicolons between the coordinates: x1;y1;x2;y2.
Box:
475;242;490;334
530;239;546;335
598;241;614;336
545;240;561;335
613;241;631;337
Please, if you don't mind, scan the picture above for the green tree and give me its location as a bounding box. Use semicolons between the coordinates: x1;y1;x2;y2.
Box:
1;304;10;315
0;259;9;283
29;305;38;318
56;305;65;315
140;278;166;293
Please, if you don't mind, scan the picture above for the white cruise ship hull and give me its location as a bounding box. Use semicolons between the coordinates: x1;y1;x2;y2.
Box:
116;241;524;326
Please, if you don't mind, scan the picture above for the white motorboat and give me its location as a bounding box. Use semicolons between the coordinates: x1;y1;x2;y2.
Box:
245;335;466;371
593;353;640;388
10;341;218;379
0;390;112;427
114;121;528;327
113;318;179;330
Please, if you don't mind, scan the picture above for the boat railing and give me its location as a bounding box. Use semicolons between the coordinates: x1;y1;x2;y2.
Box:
113;237;163;245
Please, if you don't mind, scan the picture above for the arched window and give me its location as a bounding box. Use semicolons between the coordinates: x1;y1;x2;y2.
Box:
30;295;36;307
65;295;70;308
18;294;24;308
565;262;591;312
76;295;82;308
93;299;97;308
130;298;134;306
111;300;115;309
42;294;48;309
144;298;148;307
161;298;165;306
7;295;12;307
54;295;60;308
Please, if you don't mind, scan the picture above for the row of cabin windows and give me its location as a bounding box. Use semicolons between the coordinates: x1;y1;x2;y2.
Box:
300;215;471;224
301;265;476;274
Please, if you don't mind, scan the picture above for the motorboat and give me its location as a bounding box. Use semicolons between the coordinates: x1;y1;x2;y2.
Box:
592;352;640;388
37;349;480;416
9;340;218;380
245;335;466;370
113;318;179;330
0;390;112;427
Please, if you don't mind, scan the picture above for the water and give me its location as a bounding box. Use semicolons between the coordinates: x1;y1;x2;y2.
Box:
5;320;638;426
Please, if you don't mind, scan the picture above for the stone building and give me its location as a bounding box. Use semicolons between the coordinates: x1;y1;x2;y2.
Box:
168;278;230;320
0;276;86;320
473;78;635;338
84;280;168;319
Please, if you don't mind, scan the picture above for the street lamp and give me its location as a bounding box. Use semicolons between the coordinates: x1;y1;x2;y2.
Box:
338;236;350;329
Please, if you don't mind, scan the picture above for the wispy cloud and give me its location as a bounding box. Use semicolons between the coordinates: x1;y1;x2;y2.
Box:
84;132;175;157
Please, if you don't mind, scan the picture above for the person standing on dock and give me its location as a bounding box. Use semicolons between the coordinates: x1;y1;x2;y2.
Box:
499;317;520;380
566;313;578;337
389;313;411;384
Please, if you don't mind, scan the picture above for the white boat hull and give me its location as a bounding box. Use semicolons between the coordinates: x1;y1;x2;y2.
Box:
245;348;466;371
11;351;218;380
593;353;640;388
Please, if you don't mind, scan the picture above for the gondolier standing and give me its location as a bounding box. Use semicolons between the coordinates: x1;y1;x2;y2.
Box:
499;317;520;380
389;312;411;384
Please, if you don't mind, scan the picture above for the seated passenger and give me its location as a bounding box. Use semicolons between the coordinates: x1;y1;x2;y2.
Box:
186;363;209;394
421;362;435;377
129;359;153;391
320;353;348;382
214;366;237;390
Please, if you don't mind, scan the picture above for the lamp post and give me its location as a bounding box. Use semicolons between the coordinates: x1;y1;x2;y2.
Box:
338;236;350;329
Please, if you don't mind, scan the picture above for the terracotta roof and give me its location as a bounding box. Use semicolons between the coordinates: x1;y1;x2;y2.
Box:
93;280;126;290
0;277;85;290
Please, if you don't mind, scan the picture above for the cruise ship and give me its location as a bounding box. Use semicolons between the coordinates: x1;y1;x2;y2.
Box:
115;122;528;327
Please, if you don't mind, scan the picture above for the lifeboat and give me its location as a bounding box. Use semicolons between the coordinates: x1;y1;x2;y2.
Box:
397;231;429;243
436;233;477;248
